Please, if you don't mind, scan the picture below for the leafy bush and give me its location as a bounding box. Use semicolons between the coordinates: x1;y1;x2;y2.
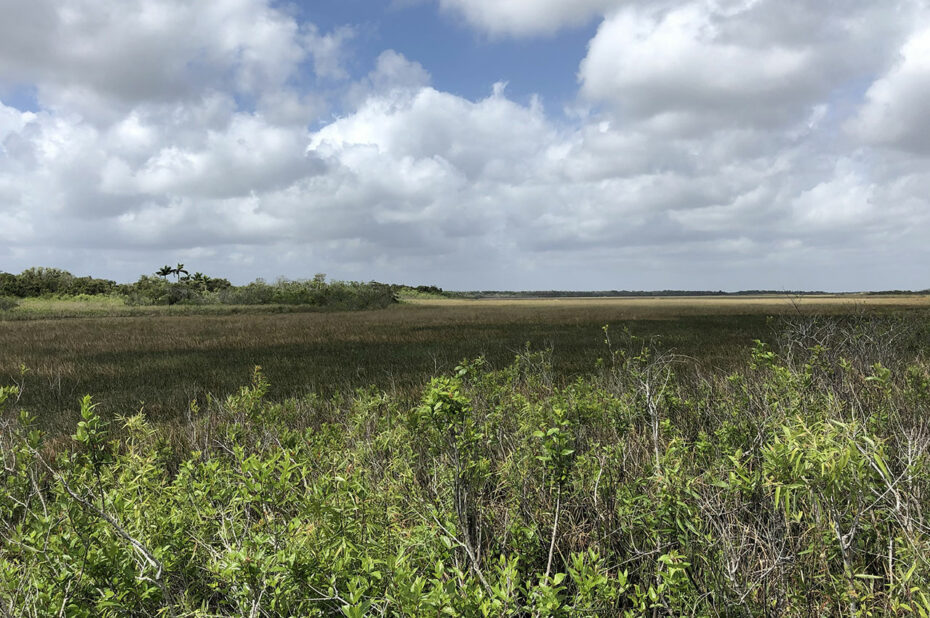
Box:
122;274;396;310
4;324;930;614
122;276;213;306
0;295;17;311
2;267;397;312
392;284;446;299
0;267;118;298
217;277;396;310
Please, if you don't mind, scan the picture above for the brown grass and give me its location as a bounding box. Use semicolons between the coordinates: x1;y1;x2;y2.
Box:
412;294;930;314
2;295;928;434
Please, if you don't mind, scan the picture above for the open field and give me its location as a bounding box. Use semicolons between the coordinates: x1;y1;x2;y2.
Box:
2;295;367;319
4;295;930;614
2;294;929;434
410;293;930;314
6;292;930;319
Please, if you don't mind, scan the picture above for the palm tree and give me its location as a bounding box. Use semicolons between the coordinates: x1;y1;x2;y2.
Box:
172;263;189;282
191;272;207;291
156;265;172;280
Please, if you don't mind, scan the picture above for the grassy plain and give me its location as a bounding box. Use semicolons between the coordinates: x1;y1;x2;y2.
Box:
1;294;928;433
5;294;930;614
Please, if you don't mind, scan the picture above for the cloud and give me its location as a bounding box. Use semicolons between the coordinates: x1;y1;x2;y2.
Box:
366;50;432;93
579;1;914;133
0;102;34;142
304;84;554;259
0;0;349;270
437;0;616;36
305;84;893;280
303;24;357;80
314;83;550;180
0;0;929;290
849;26;930;153
0;0;351;122
0;98;324;236
346;50;432;106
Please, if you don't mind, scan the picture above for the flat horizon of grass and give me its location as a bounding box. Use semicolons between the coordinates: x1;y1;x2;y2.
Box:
4;292;928;319
3;296;929;436
407;293;930;314
0;295;378;321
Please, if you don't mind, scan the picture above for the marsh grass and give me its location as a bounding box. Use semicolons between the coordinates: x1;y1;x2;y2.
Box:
3;296;355;319
4;310;930;614
2;296;928;436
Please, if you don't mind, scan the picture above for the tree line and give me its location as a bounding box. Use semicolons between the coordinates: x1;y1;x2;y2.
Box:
0;266;399;311
0;267;119;298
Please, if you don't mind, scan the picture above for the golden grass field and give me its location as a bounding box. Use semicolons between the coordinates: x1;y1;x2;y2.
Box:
2;294;928;433
410;294;930;314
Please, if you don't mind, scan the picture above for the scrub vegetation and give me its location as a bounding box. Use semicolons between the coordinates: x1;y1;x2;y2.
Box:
2;289;930;614
4;294;927;436
0;266;396;311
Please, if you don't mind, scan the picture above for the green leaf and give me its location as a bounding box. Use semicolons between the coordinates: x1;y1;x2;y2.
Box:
905;561;918;583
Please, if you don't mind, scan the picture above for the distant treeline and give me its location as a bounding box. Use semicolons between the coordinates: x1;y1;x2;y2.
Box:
2;267;927;308
0;267;121;298
448;289;832;299
0;267;397;311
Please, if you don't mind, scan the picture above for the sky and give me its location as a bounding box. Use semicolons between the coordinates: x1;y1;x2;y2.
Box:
0;0;928;291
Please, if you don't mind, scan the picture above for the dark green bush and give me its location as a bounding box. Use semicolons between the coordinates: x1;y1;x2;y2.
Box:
123;275;396;310
0;268;117;298
217;278;396;310
3;267;396;312
0;273;20;297
122;276;204;306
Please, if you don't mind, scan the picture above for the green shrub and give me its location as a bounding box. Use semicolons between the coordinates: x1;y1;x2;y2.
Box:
2;267;396;312
4;328;930;614
123;275;396;310
0;267;118;298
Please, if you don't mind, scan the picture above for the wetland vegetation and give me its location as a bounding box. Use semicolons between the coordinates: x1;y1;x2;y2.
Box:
2;276;930;615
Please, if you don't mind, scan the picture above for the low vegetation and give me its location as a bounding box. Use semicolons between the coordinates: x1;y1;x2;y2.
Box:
0;267;120;298
6;297;906;435
3;314;930;615
0;266;397;311
124;274;395;310
449;289;830;299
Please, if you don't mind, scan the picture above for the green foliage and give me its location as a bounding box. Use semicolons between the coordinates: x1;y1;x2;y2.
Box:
533;406;574;485
123;273;395;310
4;324;930;614
0;267;118;298
122;274;230;306
2;266;399;311
217;277;396;309
392;284;446;299
0;384;18;409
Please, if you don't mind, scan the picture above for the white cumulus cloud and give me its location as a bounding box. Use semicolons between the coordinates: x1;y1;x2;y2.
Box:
579;0;915;133
437;0;618;36
849;26;930;153
0;0;929;289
